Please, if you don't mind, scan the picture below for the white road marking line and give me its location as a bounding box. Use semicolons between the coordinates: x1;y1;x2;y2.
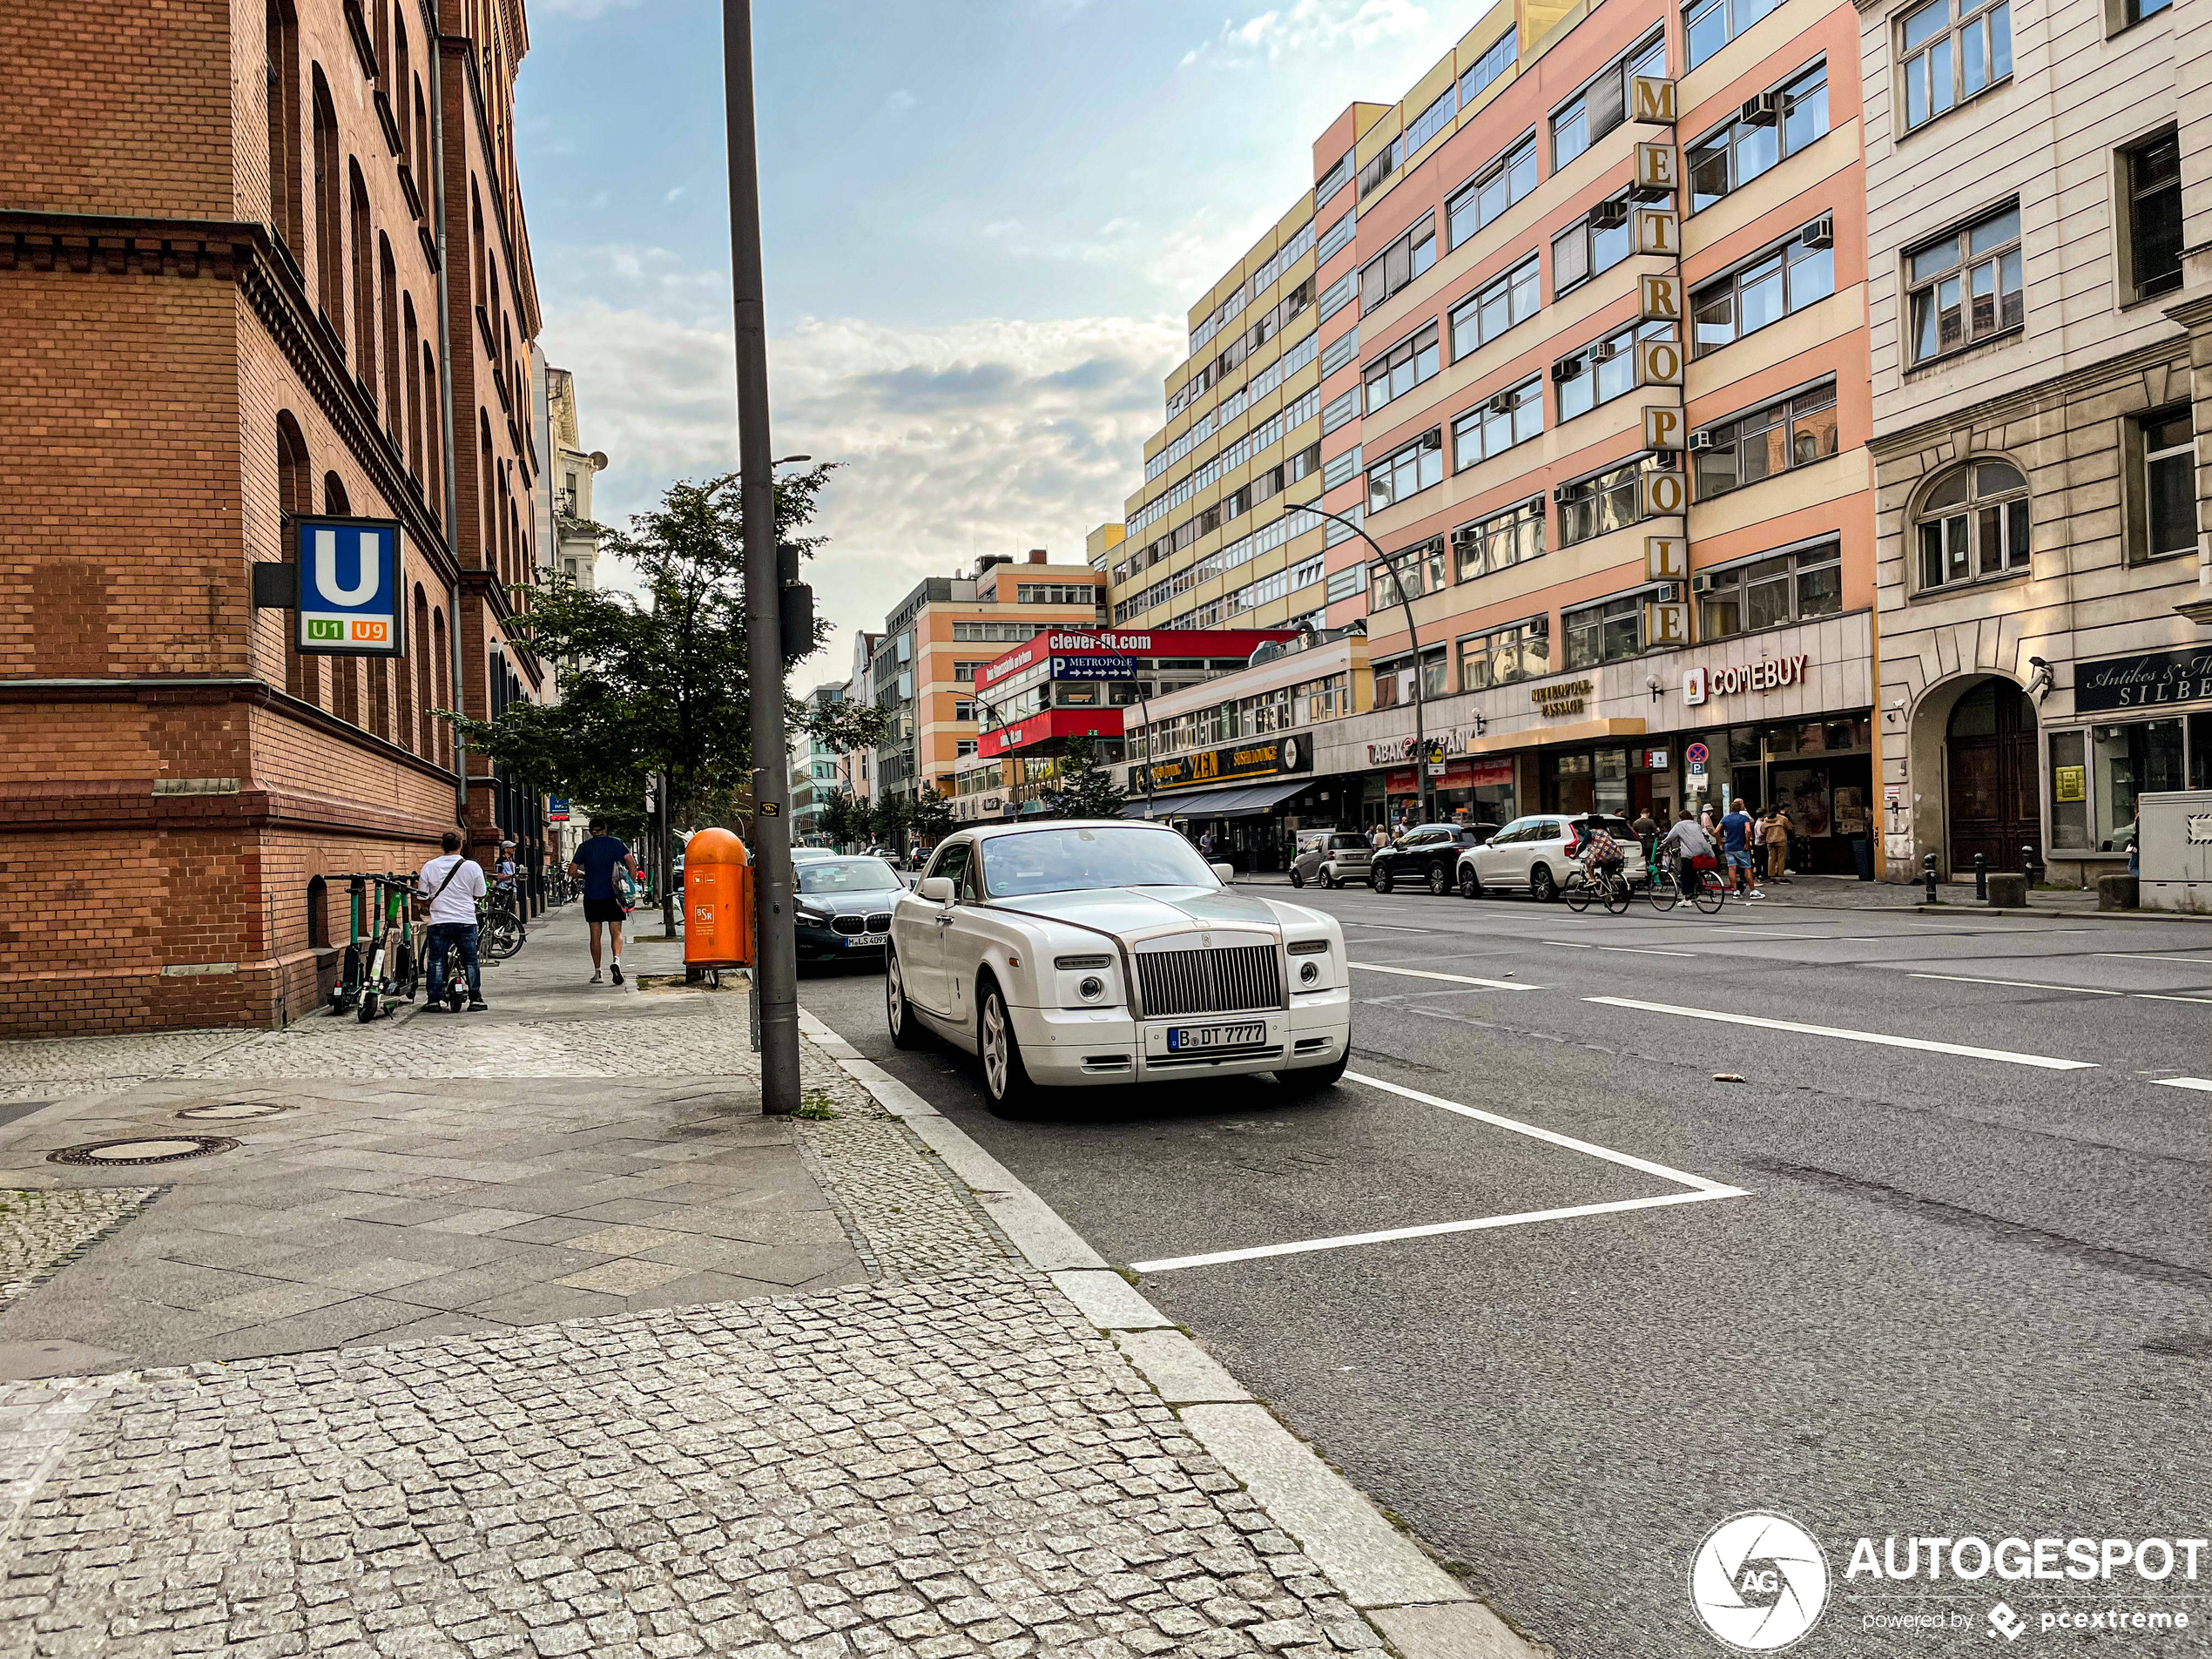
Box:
2097;954;2212;967
1341;921;1438;931
1910;972;2212;1006
1541;940;1696;958
1345;1070;1737;1192
1130;1189;1748;1274
1350;963;1537;991
2150;1076;2212;1092
1582;995;2099;1071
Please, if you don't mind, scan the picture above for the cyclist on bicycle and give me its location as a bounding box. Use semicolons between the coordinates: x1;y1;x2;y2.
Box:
1579;819;1626;892
418;830;489;1011
1661;809;1716;900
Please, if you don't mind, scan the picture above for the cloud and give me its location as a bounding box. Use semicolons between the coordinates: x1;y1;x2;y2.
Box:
535;260;1181;665
885;88;917;115
981;205;1283;310
1183;0;1433;66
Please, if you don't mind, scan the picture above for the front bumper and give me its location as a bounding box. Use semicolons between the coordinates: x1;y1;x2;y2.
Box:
1008;986;1350;1088
795;924;887;961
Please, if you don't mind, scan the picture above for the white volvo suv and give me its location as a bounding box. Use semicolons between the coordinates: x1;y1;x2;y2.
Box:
885;821;1352;1113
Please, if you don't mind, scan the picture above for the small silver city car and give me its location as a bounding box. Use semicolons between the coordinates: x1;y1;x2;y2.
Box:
1291;828;1372;889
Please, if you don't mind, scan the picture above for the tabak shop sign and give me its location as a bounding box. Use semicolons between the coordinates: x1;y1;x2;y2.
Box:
1683;652;1811;705
2075;647;2212;712
1366;730;1479;765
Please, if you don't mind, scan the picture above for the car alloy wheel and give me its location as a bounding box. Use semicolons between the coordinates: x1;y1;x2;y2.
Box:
1373;869;1393;894
1459;864;1481;900
1530;864;1558;903
1427;864;1449;896
977;982;1035;1113
886;948;925;1049
1290;868;1305;888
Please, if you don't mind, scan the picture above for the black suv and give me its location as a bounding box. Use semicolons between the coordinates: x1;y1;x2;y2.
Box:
1369;822;1500;894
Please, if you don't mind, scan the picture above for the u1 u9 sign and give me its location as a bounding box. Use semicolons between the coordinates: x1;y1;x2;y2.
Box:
295;516;404;656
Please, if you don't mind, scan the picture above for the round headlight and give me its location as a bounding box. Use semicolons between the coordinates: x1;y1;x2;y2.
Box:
1078;975;1105;1001
1299;961;1321;986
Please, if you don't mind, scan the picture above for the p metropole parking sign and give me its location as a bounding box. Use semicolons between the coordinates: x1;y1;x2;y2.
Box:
295;516;403;656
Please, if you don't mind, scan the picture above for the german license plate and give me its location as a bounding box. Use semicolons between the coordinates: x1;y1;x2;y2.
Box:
847;933;886;948
1167;1022;1265;1052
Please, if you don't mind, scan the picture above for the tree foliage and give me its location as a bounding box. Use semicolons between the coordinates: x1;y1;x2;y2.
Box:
816;788;871;851
792;698;894;759
1039;737;1128;821
908;787;956;846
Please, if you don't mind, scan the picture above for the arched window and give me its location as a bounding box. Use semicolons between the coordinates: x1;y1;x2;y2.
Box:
433;607;451;766
370;651;391;742
421;344;442;519
277;412;314;704
372;0;388;88
469;183;487;311
392;15;410;165
323;471;350;515
264;1;302;253
348;160;374;381
479;412;496;569
307;874;329;948
415;584;434;752
1916;458;2029;593
311;68;343;321
379;235;401;436
402;295;422;483
412;78;430;206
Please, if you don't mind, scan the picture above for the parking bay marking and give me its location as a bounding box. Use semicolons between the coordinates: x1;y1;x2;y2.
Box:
2149;1076;2212;1093
1131;1069;1746;1275
1909;971;2212;1005
1350;963;1538;991
1541;940;1696;958
1583;995;2098;1070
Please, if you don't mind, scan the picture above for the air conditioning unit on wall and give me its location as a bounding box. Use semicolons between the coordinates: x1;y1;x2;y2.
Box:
1741;91;1782;125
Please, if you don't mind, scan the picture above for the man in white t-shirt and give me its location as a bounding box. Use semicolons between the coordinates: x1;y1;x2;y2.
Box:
418;830;489;1010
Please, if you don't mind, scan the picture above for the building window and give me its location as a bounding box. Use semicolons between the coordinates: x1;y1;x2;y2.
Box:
1900;0;2011;131
1692;227;1835;356
954;660;986;683
1552;193;1635;293
1364;323;1440;416
1325;565;1364;603
1366;430;1445;512
956;740;978;759
1558;457;1662;547
2126;0;2173;20
1454;499;1545;583
1318;270;1358;322
1906;206;2021;361
1556;321;1674;421
1373;647;1449;707
1696;543;1843;639
1693;382;1839;500
1687;0;1785;67
954;698;977;721
1371;537;1448;608
1450;255;1540;360
1459;617;1550;690
1915;459;2030;591
1461;30;1515;104
2136;407;2197;562
1689;64;1828;212
1359;214;1437;314
1553;36;1665;168
1016;583;1093;604
2123;130;2182;300
1564;593;1647;668
1448;137;1539;250
1451;379;1543;470
1318;207;1355;264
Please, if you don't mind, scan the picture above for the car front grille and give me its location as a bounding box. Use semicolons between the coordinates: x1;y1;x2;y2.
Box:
867;912;893;933
833;911;893;935
1136;943;1283;1018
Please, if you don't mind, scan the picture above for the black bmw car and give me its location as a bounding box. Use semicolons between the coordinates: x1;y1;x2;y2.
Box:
793;855;906;964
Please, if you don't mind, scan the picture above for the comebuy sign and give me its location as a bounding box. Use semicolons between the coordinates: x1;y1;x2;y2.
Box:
1683;652;1811;705
972;627;1298;691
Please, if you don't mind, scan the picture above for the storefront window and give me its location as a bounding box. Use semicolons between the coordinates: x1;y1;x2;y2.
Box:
2048;729;2088;850
2195;712;2212;790
1595;747;1629;815
2092;719;2184;850
1548;752;1595;814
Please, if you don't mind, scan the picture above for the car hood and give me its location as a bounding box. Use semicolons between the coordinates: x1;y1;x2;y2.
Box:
983;885;1285;939
798;890;902;911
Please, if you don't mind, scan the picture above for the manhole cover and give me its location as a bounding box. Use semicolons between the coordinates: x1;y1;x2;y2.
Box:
176;1100;292;1121
49;1136;239;1166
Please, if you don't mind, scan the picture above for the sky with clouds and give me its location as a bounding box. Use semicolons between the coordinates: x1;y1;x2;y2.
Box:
518;0;1475;681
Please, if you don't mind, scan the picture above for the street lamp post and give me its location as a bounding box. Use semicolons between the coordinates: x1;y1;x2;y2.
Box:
1291;503;1437;827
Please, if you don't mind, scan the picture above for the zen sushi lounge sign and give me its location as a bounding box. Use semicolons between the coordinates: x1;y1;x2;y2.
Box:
2074;647;2212;712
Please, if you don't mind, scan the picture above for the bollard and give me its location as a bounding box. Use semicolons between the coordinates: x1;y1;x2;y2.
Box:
1923;851;1939;903
2022;845;2042;887
1973;853;1987;902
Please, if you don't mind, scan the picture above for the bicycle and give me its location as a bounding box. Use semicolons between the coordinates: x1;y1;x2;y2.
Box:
1649;846;1730;914
1564;858;1633;914
478;890;525;961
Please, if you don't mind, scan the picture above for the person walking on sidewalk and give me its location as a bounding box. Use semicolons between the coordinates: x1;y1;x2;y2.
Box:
1720;798;1763;898
572;824;641;985
418;830;489;1011
1763;806;1790;884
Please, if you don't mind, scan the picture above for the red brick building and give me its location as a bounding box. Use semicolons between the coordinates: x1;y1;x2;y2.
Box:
0;0;548;1035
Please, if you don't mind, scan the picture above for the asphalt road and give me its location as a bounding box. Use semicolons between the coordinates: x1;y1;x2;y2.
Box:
798;887;2212;1659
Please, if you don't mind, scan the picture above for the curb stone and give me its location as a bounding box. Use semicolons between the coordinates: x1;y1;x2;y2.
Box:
795;1005;1548;1659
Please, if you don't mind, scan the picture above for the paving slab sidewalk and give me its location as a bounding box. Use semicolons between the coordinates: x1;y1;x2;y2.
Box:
0;901;1521;1659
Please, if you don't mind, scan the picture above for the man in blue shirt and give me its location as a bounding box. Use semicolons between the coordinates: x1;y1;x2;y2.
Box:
1719;797;1762;899
570;824;640;984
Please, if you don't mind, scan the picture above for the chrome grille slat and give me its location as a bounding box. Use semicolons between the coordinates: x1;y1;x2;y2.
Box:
1136;944;1282;1018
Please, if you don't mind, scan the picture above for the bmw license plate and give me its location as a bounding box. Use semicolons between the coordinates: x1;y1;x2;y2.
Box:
1167;1022;1266;1052
846;933;886;948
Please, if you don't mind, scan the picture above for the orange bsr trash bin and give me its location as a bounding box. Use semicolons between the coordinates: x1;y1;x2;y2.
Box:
683;828;753;968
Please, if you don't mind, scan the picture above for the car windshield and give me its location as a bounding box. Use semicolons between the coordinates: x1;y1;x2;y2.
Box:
980;826;1219;898
796;858;903;894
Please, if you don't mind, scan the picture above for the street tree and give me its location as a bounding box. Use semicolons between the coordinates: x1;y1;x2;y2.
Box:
1039;737;1127;821
817;788;870;852
444;467;833;937
908;786;956;849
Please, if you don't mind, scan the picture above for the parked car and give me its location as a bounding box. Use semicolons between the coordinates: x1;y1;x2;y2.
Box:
793;855;907;962
885;820;1351;1113
1455;813;1644;902
1290;829;1372;889
1367;823;1500;894
792;846;840;862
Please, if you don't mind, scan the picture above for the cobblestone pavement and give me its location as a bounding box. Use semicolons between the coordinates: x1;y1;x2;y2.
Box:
0;907;1419;1657
0;1190;162;1308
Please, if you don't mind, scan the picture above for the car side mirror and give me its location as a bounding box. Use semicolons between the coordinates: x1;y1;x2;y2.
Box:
917;876;954;903
1211;861;1235;884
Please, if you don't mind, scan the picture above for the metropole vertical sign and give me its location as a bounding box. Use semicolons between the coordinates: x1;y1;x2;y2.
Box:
295;516;403;655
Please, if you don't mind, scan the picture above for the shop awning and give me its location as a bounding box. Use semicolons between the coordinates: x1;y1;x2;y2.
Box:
1121;778;1312;819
